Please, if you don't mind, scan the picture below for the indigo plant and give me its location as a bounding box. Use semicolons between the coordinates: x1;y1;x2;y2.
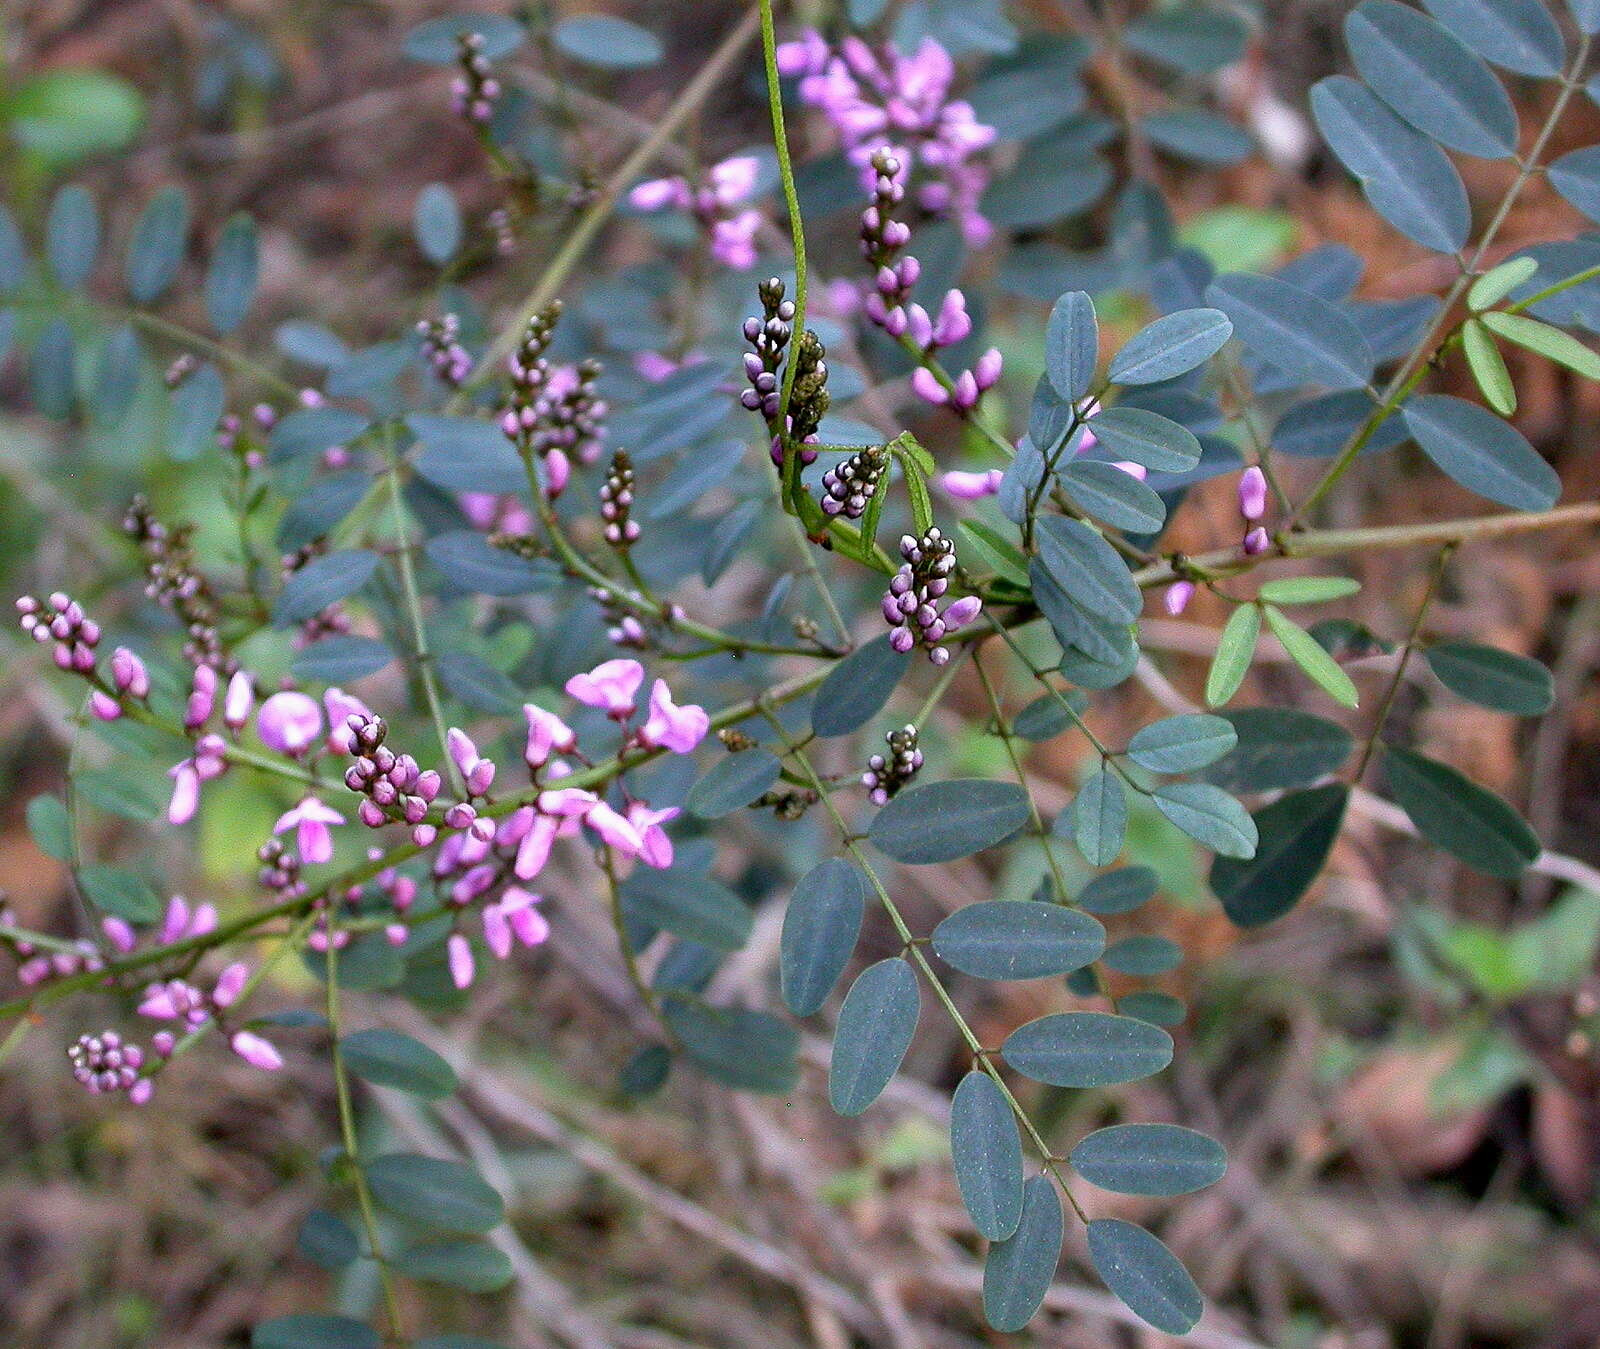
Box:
4;0;1600;1342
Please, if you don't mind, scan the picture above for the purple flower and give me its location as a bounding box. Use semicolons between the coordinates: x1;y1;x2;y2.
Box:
274;795;346;865
566;658;644;718
1242;526;1270;556
324;688;374;753
110;647;150;698
212;962;249;1009
1238;466;1268;522
584;799;644;855
90;691;122;721
638;679;710;754
1165;580;1197;616
257;691;324;756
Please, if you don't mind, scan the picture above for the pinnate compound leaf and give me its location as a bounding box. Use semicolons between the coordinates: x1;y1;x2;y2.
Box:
811;636;912;737
829;957;918;1117
1264;604;1361;708
1468;255;1540;311
1310;75;1470;254
1058;459;1167;533
1256;576;1361;605
1205;604;1261;707
392;1241;514;1293
1204;708;1353;791
253;1316;379;1349
950;1071;1024;1241
126;186;190;303
1205;272;1374;390
663;1000;799;1093
1383;746;1539;877
686;749;782;818
1480;310;1600;381
1402;394;1560;511
553;14;664;68
983;1176;1063;1332
869;779;1029;864
1419;0;1565;77
1425;641;1554;715
1463;318;1517;415
932;901;1105;980
1070;768;1127;866
1127;714;1238;774
205;213;259;334
1045;290;1098;400
1152;783;1259;858
365;1154;503;1233
1210;784;1349;926
1002;1011;1174;1087
1108;307;1232;385
1070;1123;1227;1196
340;1029;457;1099
1087;1218;1204;1335
780;858;868;1016
1035;517;1141;625
1078;865;1158;915
1345;0;1518;159
1083;405;1202;472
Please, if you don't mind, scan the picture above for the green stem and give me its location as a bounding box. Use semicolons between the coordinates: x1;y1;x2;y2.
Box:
759;0;808;464
1291;32;1593;525
326;924;407;1340
384;443;459;795
1352;545;1453;782
762;709;1089;1224
457;7;761;400
125;310;300;401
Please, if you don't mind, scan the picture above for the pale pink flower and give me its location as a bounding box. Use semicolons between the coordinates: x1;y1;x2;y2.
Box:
447;932;475;990
940;468;1003;499
585;799;644;854
230;1030;283;1071
168;760;201;825
223;670;254;731
523;703;577;768
638;679;710;754
257;691;324;756
626;803;679;869
274;795;346;864
482;886;549;960
566;659;644;717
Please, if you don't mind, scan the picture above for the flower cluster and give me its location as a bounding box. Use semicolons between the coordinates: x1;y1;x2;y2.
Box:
450;31;501;126
599;451;640;548
882;528;982;664
69;1031;152;1104
740;277;830;465
820;445;888;519
856;150;1000;413
417;313;474;387
629;154;764;270
862;724;923;805
123;496;229;671
498;304;608;501
778;31;995;246
16;591;99;673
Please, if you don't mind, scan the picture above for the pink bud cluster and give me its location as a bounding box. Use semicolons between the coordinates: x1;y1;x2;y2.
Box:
882;528;982;665
69;1031;152;1104
16;592;99;672
498;304;608;501
778;31;996;246
629;155;764;271
342;714;444;845
450;31;501;126
417;313;474;387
